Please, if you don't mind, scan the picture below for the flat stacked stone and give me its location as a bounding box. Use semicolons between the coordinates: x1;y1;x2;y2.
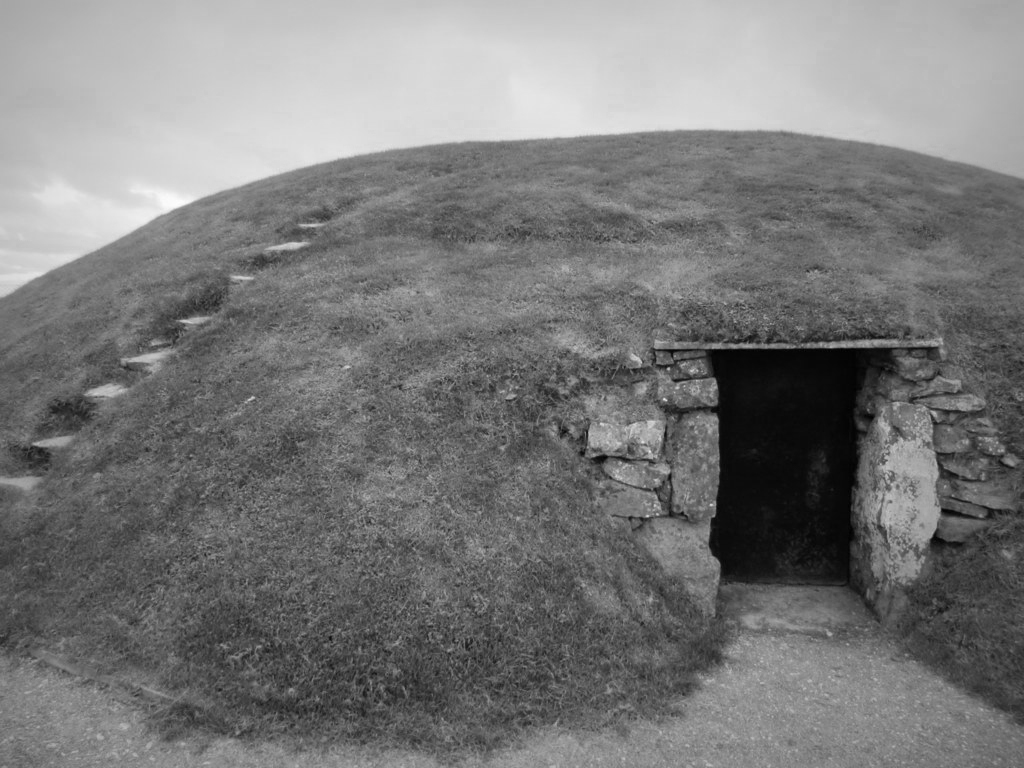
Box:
585;420;665;461
265;241;310;253
31;435;74;453
177;316;212;328
120;349;173;373
84;383;128;403
229;274;255;284
0;476;43;492
601;458;670;490
856;346;1019;556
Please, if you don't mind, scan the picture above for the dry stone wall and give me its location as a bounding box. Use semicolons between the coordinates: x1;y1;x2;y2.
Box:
852;346;1020;621
582;340;1021;621
584;349;722;616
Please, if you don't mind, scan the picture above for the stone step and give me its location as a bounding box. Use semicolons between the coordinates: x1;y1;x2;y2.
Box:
120;349;173;373
229;274;255;284
264;241;310;253
84;383;129;403
0;476;43;492
147;337;173;348
297;222;326;229
31;435;75;452
177;315;212;328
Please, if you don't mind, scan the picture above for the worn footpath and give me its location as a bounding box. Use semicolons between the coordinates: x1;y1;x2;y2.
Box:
2;586;1022;768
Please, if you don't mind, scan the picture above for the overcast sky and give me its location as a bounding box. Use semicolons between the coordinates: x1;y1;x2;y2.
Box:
2;0;1022;296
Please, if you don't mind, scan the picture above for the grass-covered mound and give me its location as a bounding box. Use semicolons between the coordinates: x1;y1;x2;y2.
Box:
902;514;1024;722
1;130;1023;746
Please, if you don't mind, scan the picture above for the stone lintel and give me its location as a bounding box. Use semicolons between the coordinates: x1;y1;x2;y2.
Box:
652;338;944;351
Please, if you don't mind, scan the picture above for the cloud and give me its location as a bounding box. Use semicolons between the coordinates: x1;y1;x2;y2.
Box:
0;178;196;293
129;184;194;212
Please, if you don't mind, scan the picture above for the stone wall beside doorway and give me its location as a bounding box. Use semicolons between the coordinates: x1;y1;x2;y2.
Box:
581;339;1021;622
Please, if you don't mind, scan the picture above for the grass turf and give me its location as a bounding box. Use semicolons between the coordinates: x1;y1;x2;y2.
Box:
1;130;1023;748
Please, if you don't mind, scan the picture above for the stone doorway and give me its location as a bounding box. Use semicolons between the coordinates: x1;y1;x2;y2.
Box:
710;350;857;584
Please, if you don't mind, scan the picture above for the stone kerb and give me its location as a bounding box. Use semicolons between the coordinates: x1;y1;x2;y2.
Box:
584;348;721;616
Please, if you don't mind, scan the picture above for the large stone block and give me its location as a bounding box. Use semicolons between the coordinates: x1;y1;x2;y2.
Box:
668;357;713;381
632;517;720;616
594;482;665;519
585;420;665;460
668;411;720;520
851;402;939;621
602;458;671;490
657;376;718;412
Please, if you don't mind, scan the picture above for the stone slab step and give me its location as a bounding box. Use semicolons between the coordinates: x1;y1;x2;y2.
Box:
297;222;326;229
0;476;43;492
120;349;173;373
177;316;211;328
84;383;128;402
31;435;74;451
229;274;254;284
264;241;310;253
147;337;173;348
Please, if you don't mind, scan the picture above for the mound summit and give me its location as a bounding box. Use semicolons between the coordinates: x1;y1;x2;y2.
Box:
1;130;1022;747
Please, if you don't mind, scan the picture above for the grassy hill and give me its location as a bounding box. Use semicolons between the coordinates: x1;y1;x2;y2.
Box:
1;130;1023;748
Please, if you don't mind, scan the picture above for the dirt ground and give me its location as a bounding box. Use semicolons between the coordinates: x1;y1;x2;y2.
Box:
3;585;1023;768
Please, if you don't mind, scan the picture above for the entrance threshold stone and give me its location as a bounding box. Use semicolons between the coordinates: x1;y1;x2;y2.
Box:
719;583;875;636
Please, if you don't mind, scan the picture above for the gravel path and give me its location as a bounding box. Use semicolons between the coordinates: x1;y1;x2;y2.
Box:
3;587;1023;767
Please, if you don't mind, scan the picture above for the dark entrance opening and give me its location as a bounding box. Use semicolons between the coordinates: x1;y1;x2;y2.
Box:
710;350;857;584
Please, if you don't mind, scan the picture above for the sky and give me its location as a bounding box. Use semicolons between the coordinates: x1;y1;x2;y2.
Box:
2;0;1023;296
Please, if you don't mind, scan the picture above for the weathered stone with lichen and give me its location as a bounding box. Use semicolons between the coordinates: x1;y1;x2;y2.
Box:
668;357;713;381
602;458;671;490
876;371;914;401
851;403;939;621
657;376;718;412
585;420;665;460
949;480;1019;512
932;424;971;454
632;517;720;616
595;482;665;519
974;436;1006;456
939;456;989;481
668;411;720;520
